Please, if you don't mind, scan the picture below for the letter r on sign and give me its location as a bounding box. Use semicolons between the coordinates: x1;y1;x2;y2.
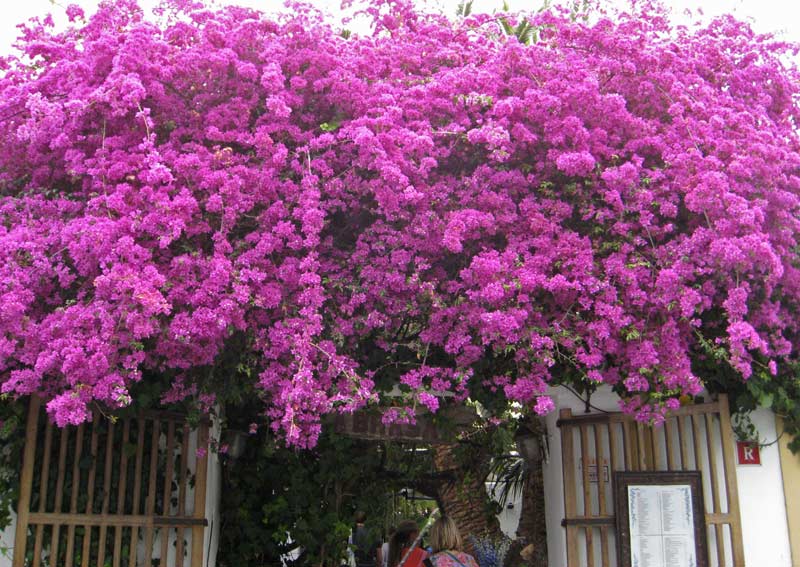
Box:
736;441;761;465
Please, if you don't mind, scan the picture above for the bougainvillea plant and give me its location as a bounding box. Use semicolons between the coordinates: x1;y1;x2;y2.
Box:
0;0;798;448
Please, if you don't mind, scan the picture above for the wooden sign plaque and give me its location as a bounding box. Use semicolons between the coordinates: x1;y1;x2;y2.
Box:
614;471;708;567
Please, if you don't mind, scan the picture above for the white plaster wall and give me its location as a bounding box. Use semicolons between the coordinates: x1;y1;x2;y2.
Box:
486;481;523;539
735;408;792;567
0;510;16;567
203;418;222;567
541;385;793;567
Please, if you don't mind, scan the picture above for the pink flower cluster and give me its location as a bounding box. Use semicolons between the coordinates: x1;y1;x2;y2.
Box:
1;0;799;445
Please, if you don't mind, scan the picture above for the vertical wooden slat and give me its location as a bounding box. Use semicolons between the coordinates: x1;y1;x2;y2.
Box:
665;416;677;471
64;423;85;565
161;421;176;565
49;426;70;567
650;425;663;470
81;416;100;567
144;419;161;566
608;421;619;472
11;396;41;567
97;420;116;567
579;426;594;566
594;425;608;515
32;419;53;563
129;415;147;567
636;423;648;471
175;424;190;567
607;419;620;565
623;421;635;471
595;425;609;567
689;413;714;567
16;407;204;567
678;415;690;470
705;413;726;566
691;414;708;490
560;410;579;567
191;422;210;567
718;395;746;566
111;419;130;567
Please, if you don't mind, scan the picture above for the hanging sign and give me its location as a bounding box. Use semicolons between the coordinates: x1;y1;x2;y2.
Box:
736;441;761;465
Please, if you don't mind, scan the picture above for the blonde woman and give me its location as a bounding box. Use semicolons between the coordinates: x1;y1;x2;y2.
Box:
423;517;479;567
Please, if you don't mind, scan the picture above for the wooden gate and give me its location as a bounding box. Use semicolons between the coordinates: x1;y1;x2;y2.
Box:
13;397;209;567
558;394;744;567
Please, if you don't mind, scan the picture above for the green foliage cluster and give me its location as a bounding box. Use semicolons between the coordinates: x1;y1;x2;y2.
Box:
216;426;437;567
695;327;800;452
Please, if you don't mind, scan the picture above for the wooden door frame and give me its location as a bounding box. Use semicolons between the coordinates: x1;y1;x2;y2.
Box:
557;395;745;567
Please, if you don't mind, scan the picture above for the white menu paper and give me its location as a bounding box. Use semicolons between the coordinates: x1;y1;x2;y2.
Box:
628;485;696;567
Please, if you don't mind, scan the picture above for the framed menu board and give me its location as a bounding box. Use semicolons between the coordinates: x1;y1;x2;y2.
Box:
614;471;708;567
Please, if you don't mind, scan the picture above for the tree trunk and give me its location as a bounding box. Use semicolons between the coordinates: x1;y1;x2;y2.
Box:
432;444;502;552
513;420;548;566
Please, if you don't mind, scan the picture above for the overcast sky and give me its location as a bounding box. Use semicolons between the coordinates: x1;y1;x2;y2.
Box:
1;0;799;54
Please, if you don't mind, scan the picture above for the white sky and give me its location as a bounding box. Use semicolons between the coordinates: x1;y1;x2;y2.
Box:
0;0;799;54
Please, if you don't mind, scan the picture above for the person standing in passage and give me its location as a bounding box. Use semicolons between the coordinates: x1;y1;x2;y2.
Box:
388;520;427;567
422;517;479;567
378;526;395;567
352;511;377;567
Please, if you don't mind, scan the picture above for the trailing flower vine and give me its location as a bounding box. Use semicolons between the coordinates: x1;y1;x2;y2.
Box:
0;0;799;447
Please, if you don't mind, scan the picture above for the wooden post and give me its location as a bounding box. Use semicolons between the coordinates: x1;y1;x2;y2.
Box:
64;423;85;565
579;425;594;566
559;409;578;567
678;415;690;470
175;424;190;567
32;420;53;563
144;419;161;565
665;417;677;471
718;395;746;566
12;396;41;567
81;415;100;567
595;424;610;567
161;421;176;564
191;422;209;567
128;415;146;567
705;413;725;566
111;419;129;567
50;426;69;567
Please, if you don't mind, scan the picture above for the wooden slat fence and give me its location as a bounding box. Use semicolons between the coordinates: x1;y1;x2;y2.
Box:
558;394;744;567
13;397;209;567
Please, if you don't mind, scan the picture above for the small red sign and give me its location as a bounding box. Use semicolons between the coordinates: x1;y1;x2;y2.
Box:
737;441;761;465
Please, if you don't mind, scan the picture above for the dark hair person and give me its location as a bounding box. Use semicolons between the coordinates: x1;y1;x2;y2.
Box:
423;517;479;567
388;520;427;567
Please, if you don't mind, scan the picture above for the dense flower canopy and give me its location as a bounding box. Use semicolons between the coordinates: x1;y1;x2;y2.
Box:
0;0;799;447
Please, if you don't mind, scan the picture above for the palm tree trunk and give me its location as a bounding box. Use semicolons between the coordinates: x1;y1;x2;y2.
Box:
432;444;502;551
514;420;548;566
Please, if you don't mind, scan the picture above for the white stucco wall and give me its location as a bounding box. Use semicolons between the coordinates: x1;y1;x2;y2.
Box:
735;408;792;567
541;385;792;567
203;418;222;567
486;480;523;539
0;511;16;567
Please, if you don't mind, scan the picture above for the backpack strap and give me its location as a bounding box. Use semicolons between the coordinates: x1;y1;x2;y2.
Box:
443;552;469;567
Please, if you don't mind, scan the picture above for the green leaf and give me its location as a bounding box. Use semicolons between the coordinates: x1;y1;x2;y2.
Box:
319;120;341;132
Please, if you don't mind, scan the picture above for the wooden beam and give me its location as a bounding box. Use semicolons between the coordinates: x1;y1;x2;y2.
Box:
12;396;41;567
718;395;746;566
191;423;209;567
27;512;207;528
